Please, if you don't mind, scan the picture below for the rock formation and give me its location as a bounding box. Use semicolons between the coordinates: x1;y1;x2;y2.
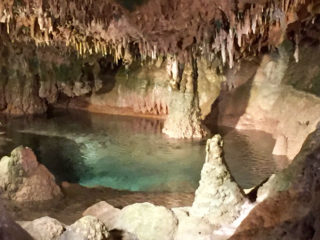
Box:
0;0;316;139
191;135;246;226
60;216;109;240
115;202;178;240
19;217;65;240
0;146;62;202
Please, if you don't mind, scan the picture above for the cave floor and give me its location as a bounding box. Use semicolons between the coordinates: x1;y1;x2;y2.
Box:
3;183;194;225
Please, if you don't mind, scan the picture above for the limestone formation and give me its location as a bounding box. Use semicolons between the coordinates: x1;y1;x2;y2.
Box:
191;135;245;226
115;202;178;240
60;216;109;240
0;146;62;202
18;217;65;240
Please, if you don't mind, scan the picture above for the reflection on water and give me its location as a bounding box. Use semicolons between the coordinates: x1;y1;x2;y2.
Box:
0;110;280;191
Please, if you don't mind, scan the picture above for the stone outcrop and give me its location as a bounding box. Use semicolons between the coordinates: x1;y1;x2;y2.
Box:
229;124;320;239
18;217;65;240
0;146;62;202
115;202;178;240
191;135;245;226
60;216;109;240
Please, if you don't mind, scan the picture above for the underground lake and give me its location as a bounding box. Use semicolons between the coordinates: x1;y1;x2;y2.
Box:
0;110;281;192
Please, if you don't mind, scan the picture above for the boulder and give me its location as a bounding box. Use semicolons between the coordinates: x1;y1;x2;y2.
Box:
18;217;65;240
191;135;245;226
115;202;178;240
0;146;62;202
83;201;121;230
60;216;109;240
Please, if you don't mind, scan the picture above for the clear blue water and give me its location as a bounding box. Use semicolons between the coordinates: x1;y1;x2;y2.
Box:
0;110;278;192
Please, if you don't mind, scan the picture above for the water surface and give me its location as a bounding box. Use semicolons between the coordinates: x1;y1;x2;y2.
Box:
0;110;279;191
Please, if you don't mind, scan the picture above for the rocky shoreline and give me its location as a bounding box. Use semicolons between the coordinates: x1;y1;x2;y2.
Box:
1;128;319;239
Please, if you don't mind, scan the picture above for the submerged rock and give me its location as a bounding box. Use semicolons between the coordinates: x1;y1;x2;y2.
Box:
18;217;65;240
115;202;178;240
191;135;245;226
0;146;62;202
60;216;109;240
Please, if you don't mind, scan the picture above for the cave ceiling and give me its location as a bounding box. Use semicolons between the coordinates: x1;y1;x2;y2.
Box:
0;0;319;66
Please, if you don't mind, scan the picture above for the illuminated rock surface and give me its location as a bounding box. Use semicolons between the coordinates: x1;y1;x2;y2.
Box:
0;146;62;202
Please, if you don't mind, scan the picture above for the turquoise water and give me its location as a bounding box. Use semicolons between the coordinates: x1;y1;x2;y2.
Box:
0;110;278;192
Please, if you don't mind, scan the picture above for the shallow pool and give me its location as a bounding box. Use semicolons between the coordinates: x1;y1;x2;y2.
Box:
0;110;279;192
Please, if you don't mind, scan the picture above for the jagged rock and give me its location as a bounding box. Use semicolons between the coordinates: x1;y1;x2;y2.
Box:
60;216;109;240
191;135;245;226
83;201;121;230
18;217;65;240
0;146;62;202
115;202;178;240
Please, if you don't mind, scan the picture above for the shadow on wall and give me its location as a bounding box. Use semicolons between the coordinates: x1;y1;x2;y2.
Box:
95;57;122;95
116;0;149;11
204;59;261;132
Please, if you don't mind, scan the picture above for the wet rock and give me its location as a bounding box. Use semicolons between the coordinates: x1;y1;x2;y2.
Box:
115;202;178;240
191;135;245;226
60;216;109;240
83;201;121;230
0;146;62;202
18;217;65;240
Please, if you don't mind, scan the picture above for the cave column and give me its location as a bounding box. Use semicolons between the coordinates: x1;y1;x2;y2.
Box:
162;57;209;139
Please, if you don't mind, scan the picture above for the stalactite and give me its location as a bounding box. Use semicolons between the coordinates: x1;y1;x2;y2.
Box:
294;33;300;63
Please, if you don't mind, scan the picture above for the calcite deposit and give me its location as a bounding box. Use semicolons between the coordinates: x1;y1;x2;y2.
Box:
191;135;246;226
0;0;316;138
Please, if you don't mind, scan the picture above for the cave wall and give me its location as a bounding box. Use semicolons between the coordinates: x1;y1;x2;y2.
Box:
213;40;320;160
